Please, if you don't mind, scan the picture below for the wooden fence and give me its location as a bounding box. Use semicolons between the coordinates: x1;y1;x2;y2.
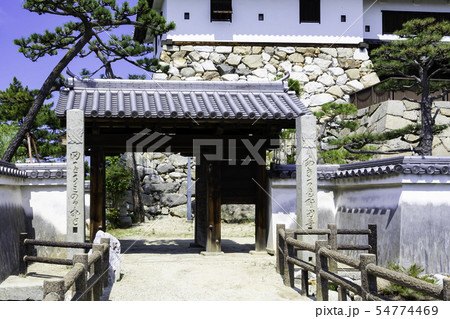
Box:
19;233;110;301
349;77;450;109
276;224;450;301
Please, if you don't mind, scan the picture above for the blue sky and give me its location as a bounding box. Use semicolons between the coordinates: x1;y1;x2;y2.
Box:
0;1;149;92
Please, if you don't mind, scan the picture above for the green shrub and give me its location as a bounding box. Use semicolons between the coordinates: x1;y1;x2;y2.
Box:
106;208;121;230
381;263;437;300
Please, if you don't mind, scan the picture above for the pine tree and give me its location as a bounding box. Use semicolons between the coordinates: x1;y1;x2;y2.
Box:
371;17;450;156
2;0;175;162
0;77;64;162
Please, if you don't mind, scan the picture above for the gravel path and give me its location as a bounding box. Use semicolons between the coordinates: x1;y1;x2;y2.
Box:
104;218;312;301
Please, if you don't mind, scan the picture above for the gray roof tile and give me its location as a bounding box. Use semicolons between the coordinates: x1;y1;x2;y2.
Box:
56;78;311;120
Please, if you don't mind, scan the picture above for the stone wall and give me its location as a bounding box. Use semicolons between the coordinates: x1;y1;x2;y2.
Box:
122;152;255;222
155;45;380;108
122;152;195;219
342;100;450;157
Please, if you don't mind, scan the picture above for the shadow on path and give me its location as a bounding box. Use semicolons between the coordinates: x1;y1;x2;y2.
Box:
119;238;255;255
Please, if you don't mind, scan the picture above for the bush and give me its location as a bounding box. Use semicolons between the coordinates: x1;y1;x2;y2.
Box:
381;263;437;300
106;208;121;230
105;155;132;210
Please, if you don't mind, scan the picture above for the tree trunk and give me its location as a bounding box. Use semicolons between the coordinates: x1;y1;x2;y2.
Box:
417;78;433;156
1;31;94;162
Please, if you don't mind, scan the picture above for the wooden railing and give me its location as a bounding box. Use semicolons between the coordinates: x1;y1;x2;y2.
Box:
19;233;110;301
349;77;450;109
276;225;450;301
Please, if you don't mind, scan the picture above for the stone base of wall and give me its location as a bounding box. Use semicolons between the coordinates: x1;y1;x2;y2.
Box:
156;44;380;108
344;101;450;158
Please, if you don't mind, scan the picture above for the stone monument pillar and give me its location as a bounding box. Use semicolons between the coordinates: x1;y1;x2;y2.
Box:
296;115;318;262
66;109;85;244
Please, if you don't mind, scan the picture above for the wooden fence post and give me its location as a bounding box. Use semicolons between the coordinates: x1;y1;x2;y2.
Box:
315;240;329;301
276;224;285;275
368;224;377;260
43;278;65;301
360;253;377;301
100;238;110;287
338;286;347;301
301;268;309;297
443;277;450;301
19;233;28;275
92;244;104;300
283;231;295;287
73;254;89;301
327;224;338;273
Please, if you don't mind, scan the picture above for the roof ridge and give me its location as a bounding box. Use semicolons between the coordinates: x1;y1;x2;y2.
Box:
68;78;287;92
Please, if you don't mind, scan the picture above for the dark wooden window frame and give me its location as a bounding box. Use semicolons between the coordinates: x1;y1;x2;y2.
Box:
211;0;233;22
300;0;321;24
382;10;450;34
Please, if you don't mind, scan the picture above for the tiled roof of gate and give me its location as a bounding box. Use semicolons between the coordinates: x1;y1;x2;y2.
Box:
55;78;311;120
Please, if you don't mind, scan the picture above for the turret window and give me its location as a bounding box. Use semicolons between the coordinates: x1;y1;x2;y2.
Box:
211;0;232;22
300;0;320;23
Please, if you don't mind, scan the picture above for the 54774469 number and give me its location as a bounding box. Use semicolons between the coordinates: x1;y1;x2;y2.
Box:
376;306;438;316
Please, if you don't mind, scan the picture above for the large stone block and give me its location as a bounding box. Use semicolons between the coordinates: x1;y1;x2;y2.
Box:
225;53;242;66
180;67;196;78
337;48;354;58
314;58;332;70
194;46;214;52
290;72;309;83
279;60;292;73
335;74;348;86
233;46;252;55
156;163;175;174
171;50;187;59
188;51;202;62
288;53;304;63
209;52;226;64
242;55;264;69
309;93;334;106
168;154;188;167
384;115;415;131
191;62;204;74
202;71;221;81
345;68;360;80
320;47;337;58
201;60;217;71
385;100;406;117
217;64;235;75
143;182;179;194
222;74;239;81
215;46;232;54
173;58;187;68
304;81;325;94
317;73;335;87
326;86;344;98
160;194;187;207
346;80;364;92
360;72;380;88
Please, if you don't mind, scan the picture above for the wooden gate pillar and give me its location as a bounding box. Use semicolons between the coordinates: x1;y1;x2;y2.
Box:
194;157;208;247
90;145;105;242
254;157;268;252
204;161;222;254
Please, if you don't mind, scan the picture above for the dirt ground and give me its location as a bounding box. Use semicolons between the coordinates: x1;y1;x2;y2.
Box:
104;217;312;301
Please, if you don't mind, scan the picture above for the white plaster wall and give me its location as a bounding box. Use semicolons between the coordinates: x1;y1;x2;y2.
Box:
164;0;363;43
266;178;297;253
363;0;450;40
267;171;450;273
398;182;450;273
